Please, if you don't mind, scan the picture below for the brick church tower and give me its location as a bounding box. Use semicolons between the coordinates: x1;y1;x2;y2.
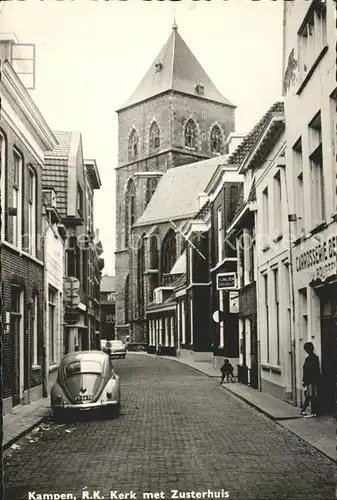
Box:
114;23;235;340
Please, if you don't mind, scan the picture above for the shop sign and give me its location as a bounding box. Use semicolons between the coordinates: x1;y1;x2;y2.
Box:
229;291;239;313
295;234;337;281
216;272;236;290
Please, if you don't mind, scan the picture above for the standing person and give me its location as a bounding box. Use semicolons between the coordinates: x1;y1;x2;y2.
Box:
300;342;321;417
219;359;235;385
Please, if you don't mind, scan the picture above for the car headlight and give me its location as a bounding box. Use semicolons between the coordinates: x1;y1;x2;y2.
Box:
54;394;62;404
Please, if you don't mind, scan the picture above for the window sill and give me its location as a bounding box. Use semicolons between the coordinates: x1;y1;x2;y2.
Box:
48;364;58;373
309;221;327;236
261;244;270;253
32;364;41;371
2;241;44;266
261;364;282;374
272;234;283;244
296;45;329;95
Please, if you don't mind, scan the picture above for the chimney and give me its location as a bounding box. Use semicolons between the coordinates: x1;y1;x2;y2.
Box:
225;133;246;155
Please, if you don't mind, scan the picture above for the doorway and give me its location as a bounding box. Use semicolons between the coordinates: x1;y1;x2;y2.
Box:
250;315;259;389
320;291;337;414
11;287;24;406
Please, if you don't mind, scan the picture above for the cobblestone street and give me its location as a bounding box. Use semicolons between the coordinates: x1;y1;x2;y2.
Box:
3;354;335;500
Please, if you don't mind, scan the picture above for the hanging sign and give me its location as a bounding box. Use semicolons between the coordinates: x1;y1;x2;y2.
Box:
229;291;239;313
216;272;236;290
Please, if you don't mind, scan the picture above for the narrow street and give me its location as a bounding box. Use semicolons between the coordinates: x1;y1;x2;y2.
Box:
3;355;335;500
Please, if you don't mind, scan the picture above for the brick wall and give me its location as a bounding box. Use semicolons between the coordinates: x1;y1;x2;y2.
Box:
239;282;257;317
1;119;45;401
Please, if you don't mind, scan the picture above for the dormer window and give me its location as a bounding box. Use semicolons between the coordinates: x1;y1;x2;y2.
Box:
155;61;163;72
195;83;204;95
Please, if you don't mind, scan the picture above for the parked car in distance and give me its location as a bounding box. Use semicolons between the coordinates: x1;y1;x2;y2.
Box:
50;350;120;420
108;340;127;359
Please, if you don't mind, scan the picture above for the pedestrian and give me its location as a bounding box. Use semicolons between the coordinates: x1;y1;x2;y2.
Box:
300;342;321;417
219;359;235;385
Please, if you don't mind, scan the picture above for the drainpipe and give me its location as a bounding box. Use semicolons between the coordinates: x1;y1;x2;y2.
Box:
280;158;297;406
41;207;51;398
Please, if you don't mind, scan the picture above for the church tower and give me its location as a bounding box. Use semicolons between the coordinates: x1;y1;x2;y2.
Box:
114;24;235;340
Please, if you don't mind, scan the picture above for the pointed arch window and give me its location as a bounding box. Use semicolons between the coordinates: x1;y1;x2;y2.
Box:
129;129;139;160
149;121;160;151
210;125;223;154
125;179;136;247
146;177;158;206
124;275;130;324
185;119;197;149
137;235;145;316
161;228;177;276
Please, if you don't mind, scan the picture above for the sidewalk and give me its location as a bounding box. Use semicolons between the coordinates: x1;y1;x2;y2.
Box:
2;398;52;451
130;352;336;463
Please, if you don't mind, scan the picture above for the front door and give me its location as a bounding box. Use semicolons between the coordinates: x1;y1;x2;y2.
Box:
320;292;337;414
11;288;24;406
320;316;337;414
250;316;259;389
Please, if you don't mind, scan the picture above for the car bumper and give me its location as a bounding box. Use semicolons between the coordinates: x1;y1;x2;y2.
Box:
53;400;119;411
110;352;126;357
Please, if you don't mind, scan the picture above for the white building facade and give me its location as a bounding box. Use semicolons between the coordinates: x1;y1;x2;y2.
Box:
42;189;68;391
254;120;296;401
283;0;337;412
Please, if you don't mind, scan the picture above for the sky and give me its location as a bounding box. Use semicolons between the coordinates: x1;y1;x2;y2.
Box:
1;0;284;275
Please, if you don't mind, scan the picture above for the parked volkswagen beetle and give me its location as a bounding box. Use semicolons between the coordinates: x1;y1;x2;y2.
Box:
51;350;120;420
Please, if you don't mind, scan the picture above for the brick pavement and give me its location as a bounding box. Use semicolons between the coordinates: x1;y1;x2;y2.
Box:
3;355;336;500
2;398;52;451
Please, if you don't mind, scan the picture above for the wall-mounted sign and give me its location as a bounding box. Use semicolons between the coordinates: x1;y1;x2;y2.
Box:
295;232;337;281
216;272;236;290
212;310;225;324
229;291;239;313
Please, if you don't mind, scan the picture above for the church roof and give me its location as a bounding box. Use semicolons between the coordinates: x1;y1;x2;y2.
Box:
117;26;234;111
134;156;223;227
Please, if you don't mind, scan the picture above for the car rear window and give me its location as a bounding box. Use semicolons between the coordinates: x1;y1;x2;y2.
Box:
66;360;102;375
111;341;123;346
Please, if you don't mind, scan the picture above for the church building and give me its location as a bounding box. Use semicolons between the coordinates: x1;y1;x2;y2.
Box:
114;23;236;341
